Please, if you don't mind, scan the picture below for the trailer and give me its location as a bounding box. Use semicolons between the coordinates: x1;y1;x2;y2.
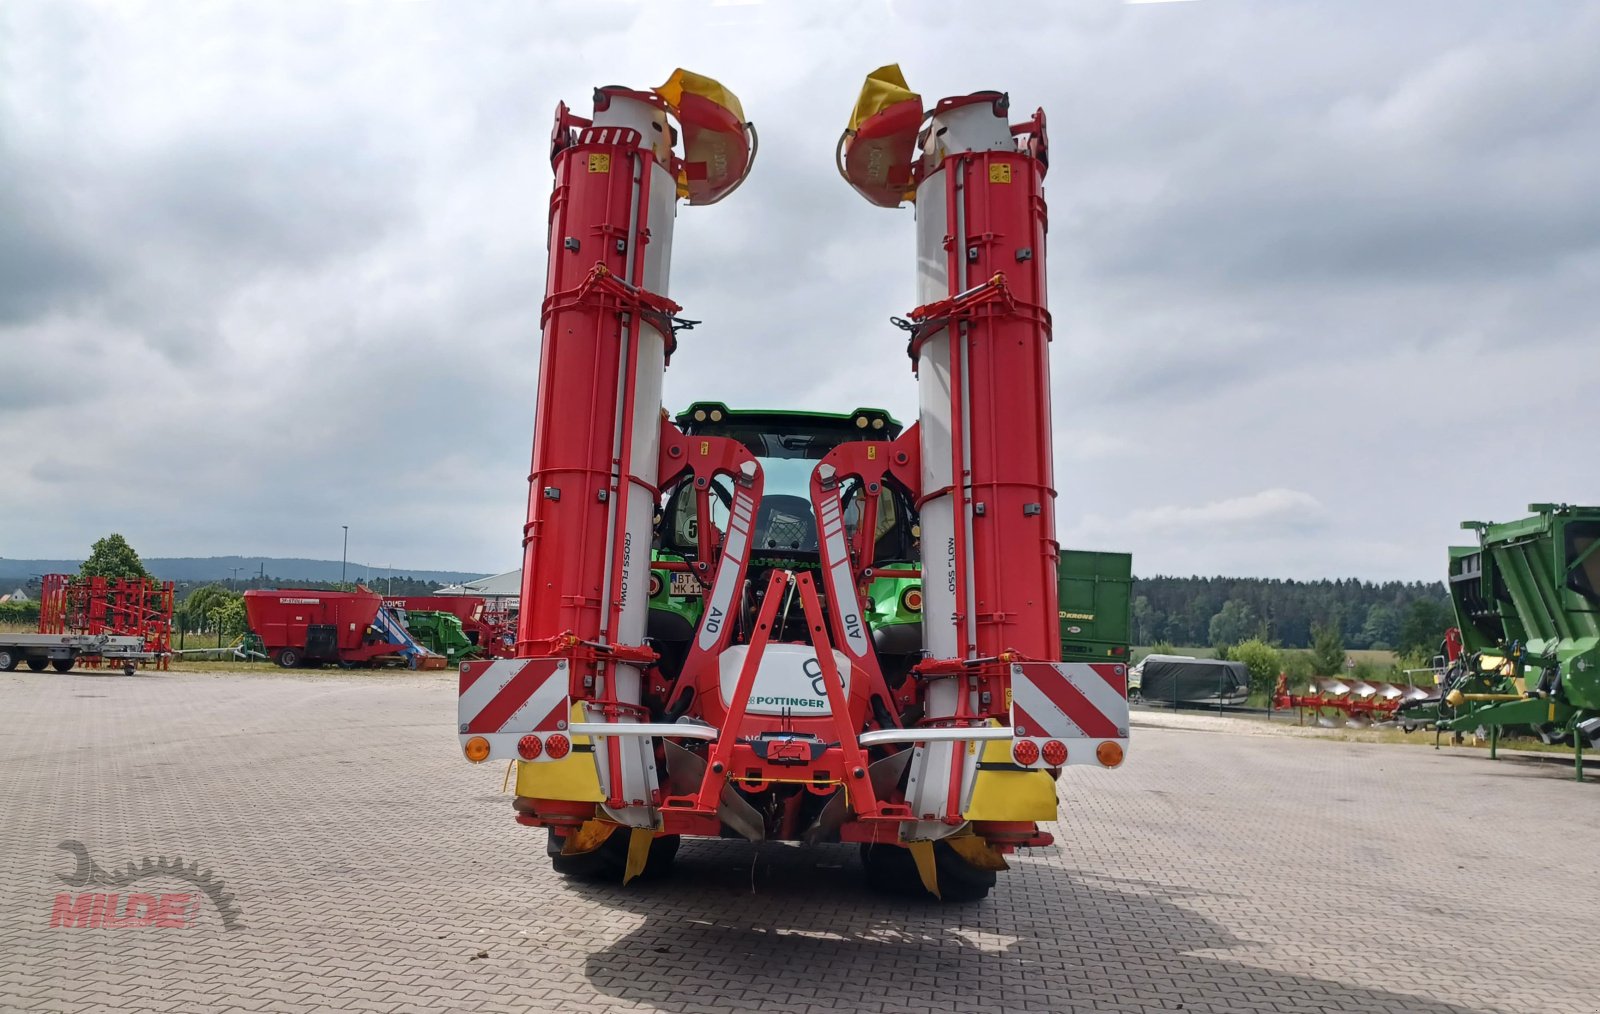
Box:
242;589;400;668
457;66;1129;900
0;632;149;675
1058;550;1133;665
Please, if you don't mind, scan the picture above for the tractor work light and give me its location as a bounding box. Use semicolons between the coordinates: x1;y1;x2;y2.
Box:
1096;741;1124;768
855;415;869;429
464;736;491;763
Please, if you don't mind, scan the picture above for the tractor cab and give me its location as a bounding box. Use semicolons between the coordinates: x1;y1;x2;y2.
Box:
646;403;925;692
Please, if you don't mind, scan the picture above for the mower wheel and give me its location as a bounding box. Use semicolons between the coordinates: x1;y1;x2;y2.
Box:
0;649;19;672
26;658;47;672
546;827;679;881
860;841;995;903
52;658;75;673
274;647;301;668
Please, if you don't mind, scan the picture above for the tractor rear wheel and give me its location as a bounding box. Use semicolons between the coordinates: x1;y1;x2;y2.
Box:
546;827;679;881
25;658;47;672
274;647;301;668
860;841;995;903
52;658;75;673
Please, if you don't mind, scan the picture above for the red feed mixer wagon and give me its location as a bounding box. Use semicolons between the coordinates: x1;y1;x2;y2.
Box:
243;589;396;668
456;66;1130;900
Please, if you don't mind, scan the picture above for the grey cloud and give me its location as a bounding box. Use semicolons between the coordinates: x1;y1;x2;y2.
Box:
2;0;1597;580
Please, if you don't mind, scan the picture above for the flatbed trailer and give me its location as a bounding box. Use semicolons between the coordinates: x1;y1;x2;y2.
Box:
0;632;151;674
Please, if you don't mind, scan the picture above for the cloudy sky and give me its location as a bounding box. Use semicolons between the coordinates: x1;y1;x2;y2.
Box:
3;1;1597;580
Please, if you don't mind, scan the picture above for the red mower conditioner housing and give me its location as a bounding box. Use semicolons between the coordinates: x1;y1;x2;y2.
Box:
458;65;1127;901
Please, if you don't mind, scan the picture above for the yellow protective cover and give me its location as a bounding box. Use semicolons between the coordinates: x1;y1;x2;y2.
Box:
848;64;919;131
655;68;745;122
963;727;1059;822
514;702;604;802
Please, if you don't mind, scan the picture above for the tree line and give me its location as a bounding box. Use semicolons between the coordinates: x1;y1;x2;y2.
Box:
1132;575;1454;655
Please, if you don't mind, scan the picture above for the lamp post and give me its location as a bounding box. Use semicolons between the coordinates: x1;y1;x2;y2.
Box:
341;526;349;585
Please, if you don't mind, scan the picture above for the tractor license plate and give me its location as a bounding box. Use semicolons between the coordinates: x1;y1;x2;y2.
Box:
670;572;703;596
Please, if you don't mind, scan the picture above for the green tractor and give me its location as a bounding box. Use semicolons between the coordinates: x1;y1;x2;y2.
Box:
1422;503;1600;777
644;404;927;696
644;404;1132;702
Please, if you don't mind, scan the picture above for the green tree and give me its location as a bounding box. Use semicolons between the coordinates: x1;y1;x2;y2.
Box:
79;534;150;581
1229;637;1282;700
180;584;239;633
1309;622;1347;676
1132;595;1153;645
1359;603;1399;650
1398;599;1453;656
212;597;247;639
1208;598;1258;649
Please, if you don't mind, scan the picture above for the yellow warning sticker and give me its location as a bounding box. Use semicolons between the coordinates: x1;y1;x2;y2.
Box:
588;153;611;174
700;440;710;456
1005;687;1013;710
867;446;878;460
989;163;1012;184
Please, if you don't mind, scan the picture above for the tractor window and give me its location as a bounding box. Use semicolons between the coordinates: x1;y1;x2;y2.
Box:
666;480;731;551
841;478;918;563
752;457;818;552
1565;522;1600;605
842;480;899;544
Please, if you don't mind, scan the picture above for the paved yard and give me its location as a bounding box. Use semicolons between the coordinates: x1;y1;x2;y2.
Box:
1;669;1595;1014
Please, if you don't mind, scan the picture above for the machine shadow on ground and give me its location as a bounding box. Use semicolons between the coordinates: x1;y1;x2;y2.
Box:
567;839;1496;1014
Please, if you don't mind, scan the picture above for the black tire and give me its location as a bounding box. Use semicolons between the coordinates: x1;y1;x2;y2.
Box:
0;649;19;672
52;658;75;673
274;647;301;669
861;840;996;903
25;658;47;672
546;827;679;881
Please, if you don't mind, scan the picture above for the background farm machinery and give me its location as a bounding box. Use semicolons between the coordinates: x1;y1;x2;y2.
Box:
1273;668;1436;728
29;573;173;671
1396;504;1600;777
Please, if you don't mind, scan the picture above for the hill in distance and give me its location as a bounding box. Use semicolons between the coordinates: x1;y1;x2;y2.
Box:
0;556;491;585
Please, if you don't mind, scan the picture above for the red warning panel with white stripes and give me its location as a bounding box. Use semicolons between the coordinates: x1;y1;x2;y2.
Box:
1009;661;1130;768
457;657;571;762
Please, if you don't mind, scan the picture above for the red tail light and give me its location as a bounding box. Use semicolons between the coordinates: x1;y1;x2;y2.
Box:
1042;739;1068;766
545;733;571;759
517;735;543;760
1012;740;1039;766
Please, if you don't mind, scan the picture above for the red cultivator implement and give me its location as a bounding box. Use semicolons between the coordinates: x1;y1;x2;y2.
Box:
38;574;173;670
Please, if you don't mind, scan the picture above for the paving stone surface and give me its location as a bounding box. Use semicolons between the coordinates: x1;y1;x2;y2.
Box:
1;668;1596;1013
